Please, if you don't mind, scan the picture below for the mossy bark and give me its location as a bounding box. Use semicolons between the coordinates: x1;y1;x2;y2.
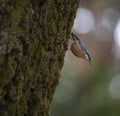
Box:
0;0;79;116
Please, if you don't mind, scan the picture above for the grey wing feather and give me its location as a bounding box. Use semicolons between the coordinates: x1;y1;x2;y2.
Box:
71;33;87;52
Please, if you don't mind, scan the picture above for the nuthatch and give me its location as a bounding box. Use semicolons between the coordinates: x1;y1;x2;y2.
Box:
70;32;92;65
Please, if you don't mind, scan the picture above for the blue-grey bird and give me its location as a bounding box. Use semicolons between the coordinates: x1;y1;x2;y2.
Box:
70;32;92;65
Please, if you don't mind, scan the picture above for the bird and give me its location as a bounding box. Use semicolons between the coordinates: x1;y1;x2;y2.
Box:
70;32;92;65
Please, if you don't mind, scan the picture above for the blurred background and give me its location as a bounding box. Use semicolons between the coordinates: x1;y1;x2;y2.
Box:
51;0;120;116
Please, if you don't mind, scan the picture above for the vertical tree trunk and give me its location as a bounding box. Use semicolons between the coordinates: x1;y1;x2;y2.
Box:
0;0;79;115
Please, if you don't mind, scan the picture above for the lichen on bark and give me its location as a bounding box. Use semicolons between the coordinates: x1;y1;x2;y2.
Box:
0;0;79;116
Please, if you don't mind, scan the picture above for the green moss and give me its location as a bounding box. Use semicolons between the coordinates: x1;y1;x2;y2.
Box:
0;0;80;116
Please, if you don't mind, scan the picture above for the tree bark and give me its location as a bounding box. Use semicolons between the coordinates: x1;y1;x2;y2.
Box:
0;0;79;116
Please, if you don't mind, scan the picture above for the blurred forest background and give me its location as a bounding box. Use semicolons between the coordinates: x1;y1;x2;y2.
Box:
51;0;120;116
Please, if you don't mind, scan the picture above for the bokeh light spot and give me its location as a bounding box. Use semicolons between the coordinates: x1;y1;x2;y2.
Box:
73;8;95;34
108;75;120;99
114;19;120;47
93;8;120;41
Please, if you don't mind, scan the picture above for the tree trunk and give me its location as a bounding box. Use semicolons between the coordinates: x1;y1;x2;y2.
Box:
0;0;79;116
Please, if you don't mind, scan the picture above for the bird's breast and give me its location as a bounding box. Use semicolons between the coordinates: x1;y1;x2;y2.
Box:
71;42;86;59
